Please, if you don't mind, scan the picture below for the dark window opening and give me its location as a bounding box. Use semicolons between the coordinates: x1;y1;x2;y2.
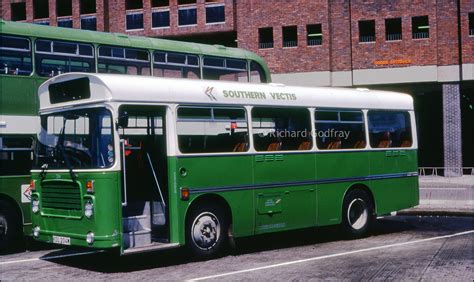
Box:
0;35;32;76
385;18;402;41
252;107;312;152
282;26;298;48
178;0;196;4
178;7;197;26
81;15;97;30
412;16;429;39
203;56;248;82
57;0;72;17
0;137;33;176
49;77;91;104
98;46;151;76
177;106;249;154
152;0;169;7
35;21;49;25
33;0;49;19
126;12;144;30
206;4;225;24
80;0;96;14
469;13;474;36
307;24;322;46
259;27;273;49
152;10;170;28
11;2;26;21
126;0;143;10
58;18;73;28
359;20;375;43
315;110;365;150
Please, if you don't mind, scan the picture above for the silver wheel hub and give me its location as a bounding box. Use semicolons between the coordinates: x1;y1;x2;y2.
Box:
347;198;368;230
0;215;7;238
191;212;220;250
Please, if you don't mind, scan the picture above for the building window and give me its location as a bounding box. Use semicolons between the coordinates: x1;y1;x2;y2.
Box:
152;0;169;7
81;15;97;30
80;0;96;14
126;12;144;30
178;0;196;4
11;2;26;21
359;20;375;43
412;16;429;39
385;18;402;41
35;20;50;25
206;3;225;24
33;0;49;19
307;24;322;46
282;26;298;48
469;13;474;36
178;6;197;26
57;0;72;17
58;18;73;28
258;27;273;49
126;0;143;10
152;9;170;28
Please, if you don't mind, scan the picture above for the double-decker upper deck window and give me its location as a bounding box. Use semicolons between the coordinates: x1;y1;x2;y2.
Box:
412;16;429;39
368;111;413;148
469;13;474;36
153;51;199;79
98;46;151;75
203;56;248;82
315;110;366;150
0;136;33;176
385;18;402;41
0;35;32;76
359;20;376;43
35;39;94;77
177;106;249;154
252;107;312;152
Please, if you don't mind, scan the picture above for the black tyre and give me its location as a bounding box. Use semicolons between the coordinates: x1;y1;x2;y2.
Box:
341;189;375;238
186;203;228;258
0;200;22;251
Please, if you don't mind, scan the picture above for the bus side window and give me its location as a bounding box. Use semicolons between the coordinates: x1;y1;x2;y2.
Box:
202;56;248;82
315;110;366;150
250;61;266;83
177;106;248;154
98;46;151;76
153;51;200;79
368;111;413;148
0;136;33;176
35;39;95;77
252;107;312;152
0;35;33;76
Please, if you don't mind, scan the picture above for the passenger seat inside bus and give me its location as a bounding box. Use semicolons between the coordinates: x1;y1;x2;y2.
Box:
377;132;392;148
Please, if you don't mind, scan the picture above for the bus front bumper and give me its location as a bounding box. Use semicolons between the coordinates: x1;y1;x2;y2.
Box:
33;228;120;249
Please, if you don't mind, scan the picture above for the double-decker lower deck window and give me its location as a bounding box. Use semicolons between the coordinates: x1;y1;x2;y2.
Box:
177;106;249;153
203;56;248;82
252;107;312;151
315;110;366;150
35;39;94;77
0;35;32;76
0;136;33;176
98;46;151;75
153;51;199;79
368;111;412;148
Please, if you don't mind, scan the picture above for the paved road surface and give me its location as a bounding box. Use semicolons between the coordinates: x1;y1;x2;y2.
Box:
1;216;473;280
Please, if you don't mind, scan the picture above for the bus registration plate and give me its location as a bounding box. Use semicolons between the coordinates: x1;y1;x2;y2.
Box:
52;235;71;245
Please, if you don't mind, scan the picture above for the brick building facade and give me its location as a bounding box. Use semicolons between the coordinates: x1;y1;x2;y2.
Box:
1;0;473;174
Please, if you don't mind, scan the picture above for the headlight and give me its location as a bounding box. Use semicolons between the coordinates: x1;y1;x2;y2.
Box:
33;226;40;238
84;201;93;218
86;232;94;245
32;199;40;214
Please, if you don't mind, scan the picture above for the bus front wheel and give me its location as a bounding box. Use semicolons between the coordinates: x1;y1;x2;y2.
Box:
341;189;374;238
0;200;21;251
186;204;228;258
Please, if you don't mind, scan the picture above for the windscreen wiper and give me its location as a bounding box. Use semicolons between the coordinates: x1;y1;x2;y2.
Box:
57;122;77;183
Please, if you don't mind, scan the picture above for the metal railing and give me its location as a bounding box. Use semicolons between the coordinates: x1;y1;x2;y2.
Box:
418;167;474;177
470;29;474;36
359;35;375;43
386;33;402;41
259;42;273;49
307;38;322;46
412;32;429;39
283;40;298;48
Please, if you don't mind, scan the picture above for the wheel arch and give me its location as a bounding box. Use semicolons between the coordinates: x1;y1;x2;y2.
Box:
0;193;24;225
342;183;377;215
185;193;233;225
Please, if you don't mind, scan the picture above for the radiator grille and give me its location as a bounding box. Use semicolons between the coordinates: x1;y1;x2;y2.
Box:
41;181;81;211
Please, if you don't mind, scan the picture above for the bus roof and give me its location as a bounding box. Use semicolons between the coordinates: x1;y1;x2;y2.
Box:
0;20;268;69
38;73;414;113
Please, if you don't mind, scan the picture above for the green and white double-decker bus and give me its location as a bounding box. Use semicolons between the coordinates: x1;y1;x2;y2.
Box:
31;73;418;256
0;20;271;250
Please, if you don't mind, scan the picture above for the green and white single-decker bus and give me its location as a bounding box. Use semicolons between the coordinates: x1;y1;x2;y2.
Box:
31;73;419;256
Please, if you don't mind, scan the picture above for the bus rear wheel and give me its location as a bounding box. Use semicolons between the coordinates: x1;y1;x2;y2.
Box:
0;200;21;251
186;204;228;258
341;189;374;238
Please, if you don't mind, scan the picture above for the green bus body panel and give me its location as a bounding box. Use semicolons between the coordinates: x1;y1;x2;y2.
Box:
0;175;32;233
0;75;44;115
31;171;122;249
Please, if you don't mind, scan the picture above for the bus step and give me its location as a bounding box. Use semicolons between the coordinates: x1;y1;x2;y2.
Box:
123;229;152;249
151;201;166;226
123;242;180;255
123;214;151;233
123;201;150;217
